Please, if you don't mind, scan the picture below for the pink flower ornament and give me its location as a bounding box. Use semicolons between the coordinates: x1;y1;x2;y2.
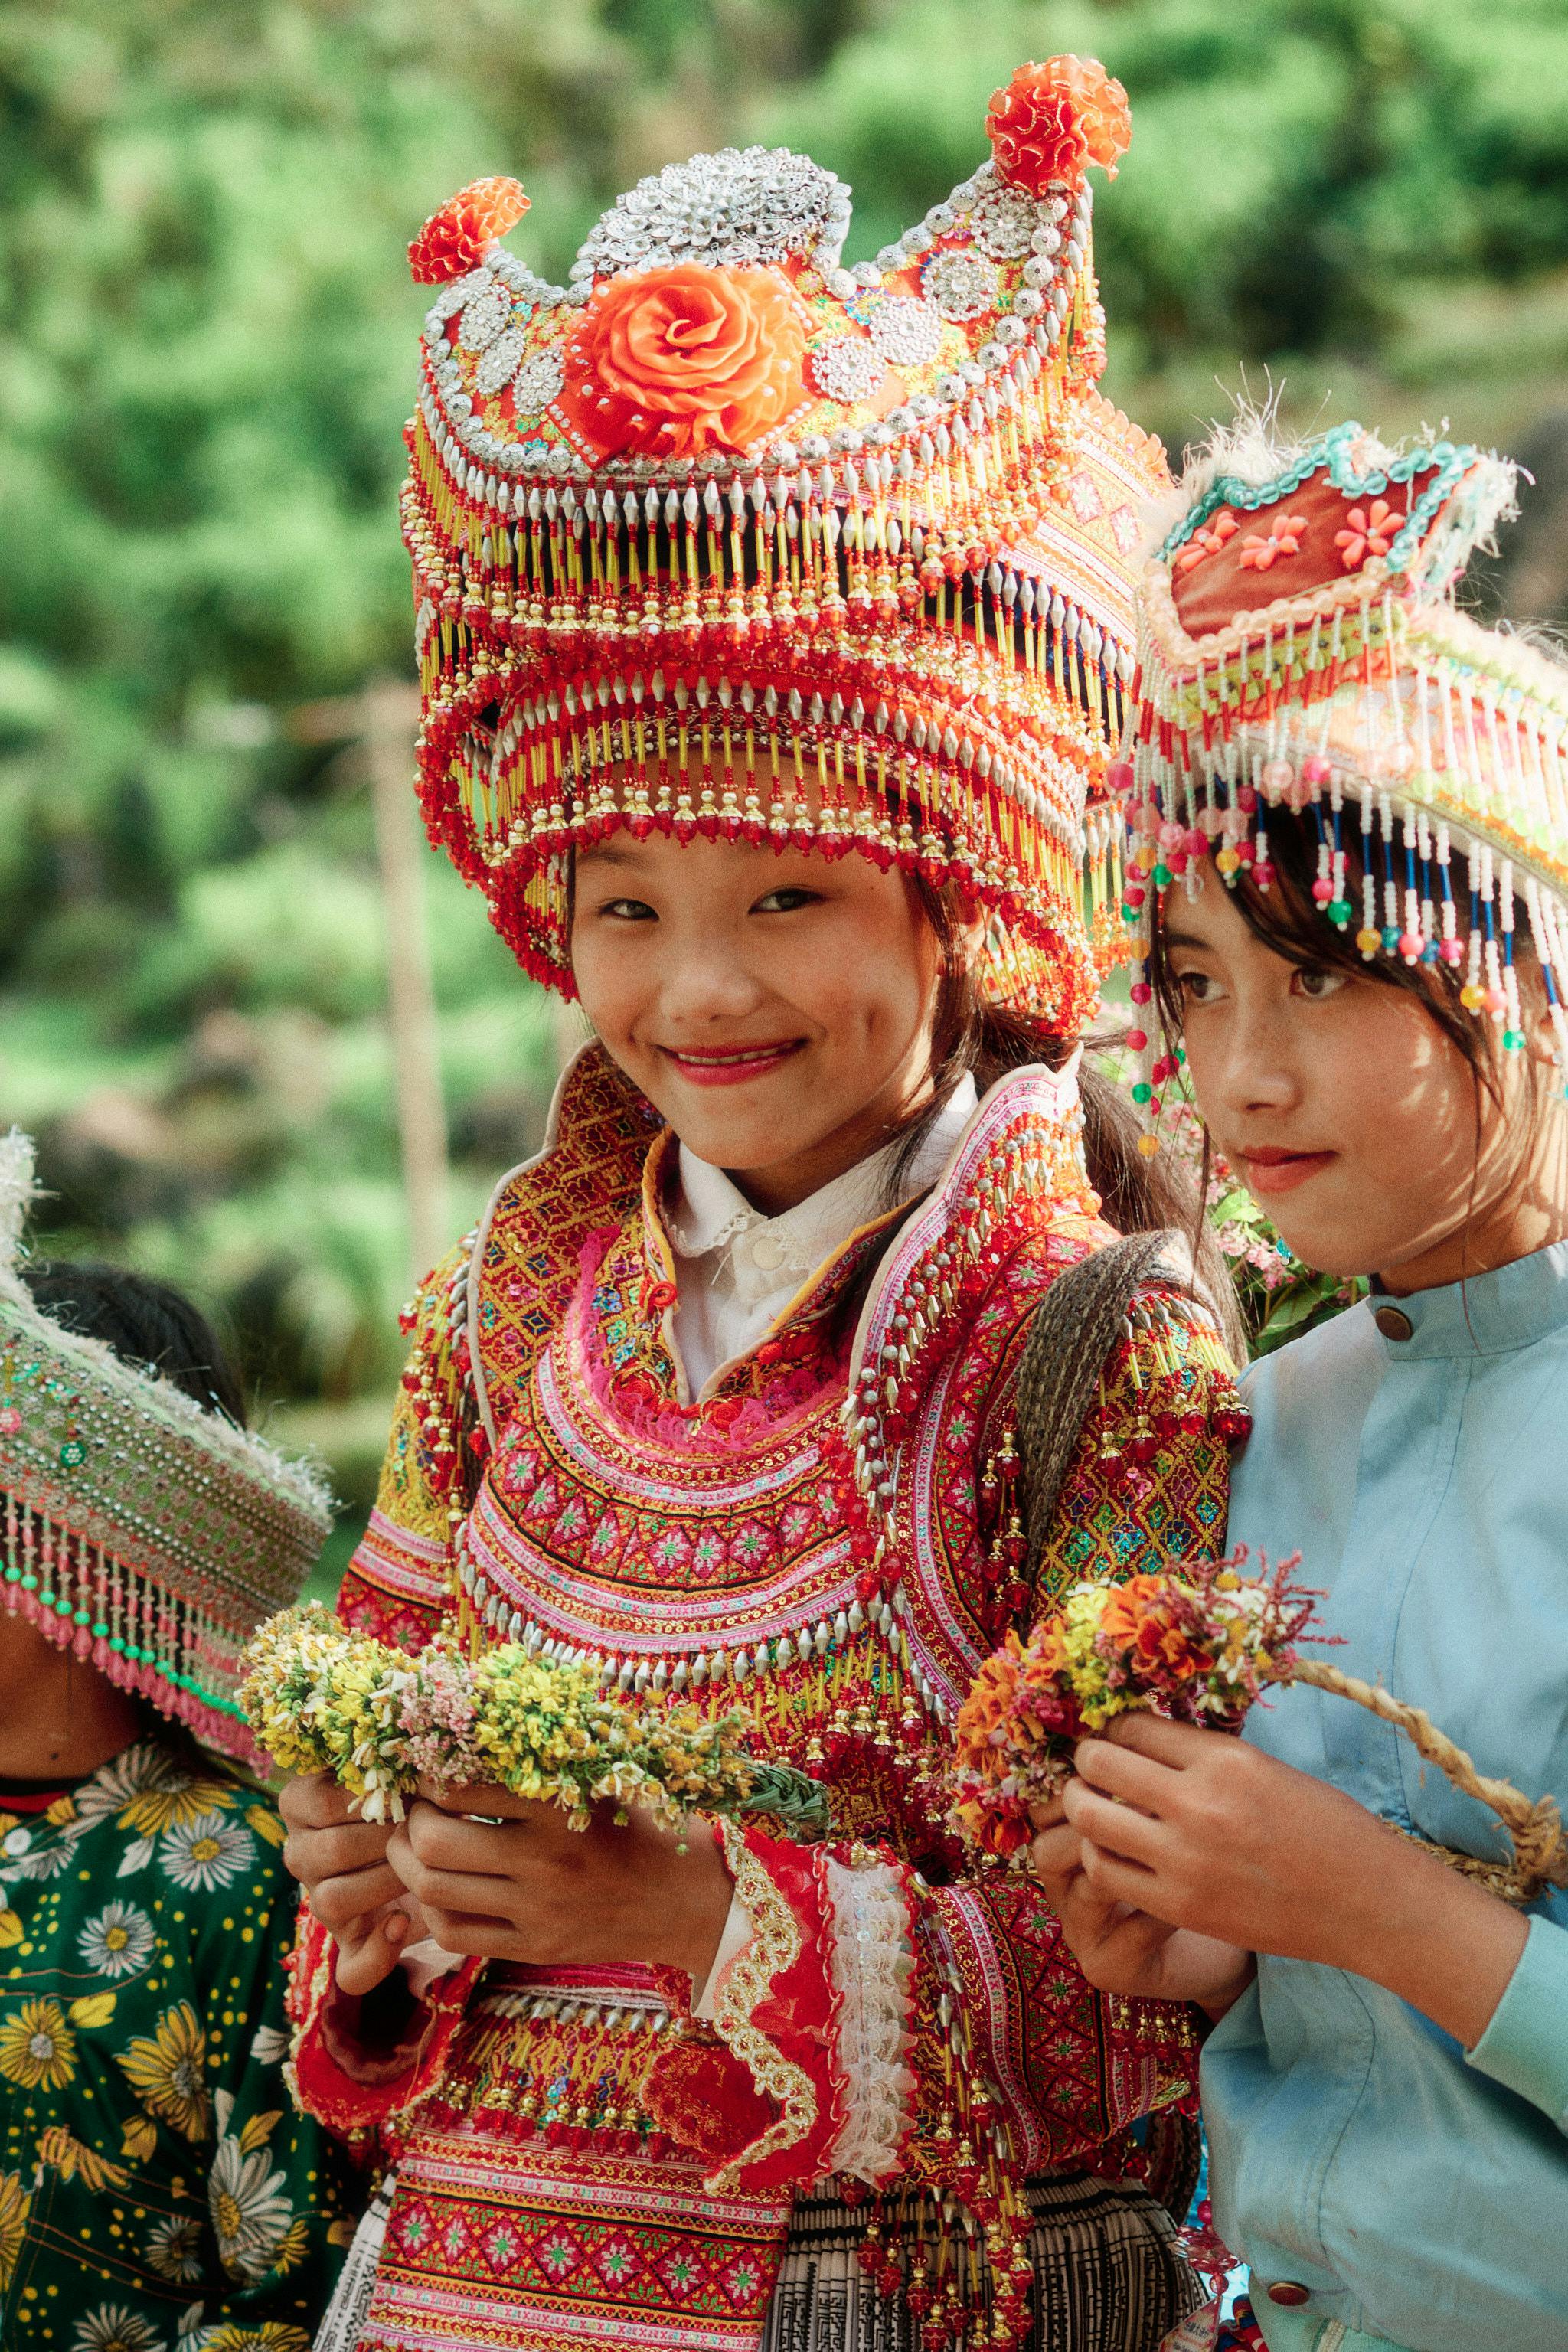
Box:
1334;498;1400;570
1174;508;1240;574
1236;513;1309;572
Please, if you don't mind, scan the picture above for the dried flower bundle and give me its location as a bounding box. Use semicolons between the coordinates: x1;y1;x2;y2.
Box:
953;1552;1319;1857
242;1603;828;1837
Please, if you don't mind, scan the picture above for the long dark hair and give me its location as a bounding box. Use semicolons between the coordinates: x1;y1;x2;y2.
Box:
20;1263;247;1427
887;876;1246;1357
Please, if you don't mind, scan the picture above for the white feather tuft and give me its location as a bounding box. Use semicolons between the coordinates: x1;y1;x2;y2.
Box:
1138;397;1516;580
0;1129;40;1274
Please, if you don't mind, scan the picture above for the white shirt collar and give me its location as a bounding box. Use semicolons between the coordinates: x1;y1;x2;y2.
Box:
668;1071;979;1284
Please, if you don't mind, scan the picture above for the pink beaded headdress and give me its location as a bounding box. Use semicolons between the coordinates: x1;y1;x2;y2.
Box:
1119;418;1568;1120
401;57;1168;1034
0;1132;332;1766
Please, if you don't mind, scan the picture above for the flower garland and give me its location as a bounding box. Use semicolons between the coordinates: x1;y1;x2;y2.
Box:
954;1557;1568;1905
241;1603;830;1835
952;1552;1319;1857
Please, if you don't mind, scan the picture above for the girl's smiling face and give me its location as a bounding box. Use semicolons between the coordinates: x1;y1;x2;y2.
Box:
1165;869;1568;1292
570;829;969;1214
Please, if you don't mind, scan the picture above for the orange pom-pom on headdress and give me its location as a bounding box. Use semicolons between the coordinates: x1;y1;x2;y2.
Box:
986;56;1132;194
409;175;531;284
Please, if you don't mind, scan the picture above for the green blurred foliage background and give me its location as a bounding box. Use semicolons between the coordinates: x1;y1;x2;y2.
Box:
3;0;1566;1582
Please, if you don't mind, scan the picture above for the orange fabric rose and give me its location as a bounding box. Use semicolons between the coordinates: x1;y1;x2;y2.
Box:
409;177;530;285
558;265;807;458
986;55;1132;194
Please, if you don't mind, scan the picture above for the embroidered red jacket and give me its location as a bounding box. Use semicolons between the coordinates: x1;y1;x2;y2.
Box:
287;1047;1245;2352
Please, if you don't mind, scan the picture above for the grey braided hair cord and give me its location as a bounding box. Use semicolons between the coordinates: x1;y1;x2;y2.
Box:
1014;1230;1198;1581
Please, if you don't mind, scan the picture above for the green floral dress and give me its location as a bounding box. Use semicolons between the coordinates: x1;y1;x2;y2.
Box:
0;1733;361;2352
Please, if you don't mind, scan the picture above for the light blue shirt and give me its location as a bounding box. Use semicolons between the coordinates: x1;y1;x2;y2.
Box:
1207;1243;1568;2352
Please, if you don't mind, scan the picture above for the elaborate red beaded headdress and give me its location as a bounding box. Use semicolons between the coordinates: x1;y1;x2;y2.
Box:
1119;419;1568;1125
401;57;1167;1033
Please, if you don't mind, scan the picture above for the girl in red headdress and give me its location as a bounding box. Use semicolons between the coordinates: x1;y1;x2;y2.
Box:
279;61;1248;2352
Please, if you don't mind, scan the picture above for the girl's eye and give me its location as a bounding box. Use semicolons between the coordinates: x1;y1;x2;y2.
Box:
1292;965;1346;1001
597;897;656;921
1176;969;1222;1005
753;887;822;914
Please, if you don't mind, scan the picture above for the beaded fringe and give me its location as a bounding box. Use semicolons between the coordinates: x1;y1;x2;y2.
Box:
760;2174;1202;2352
423;1980;681;2155
1;1494;256;1759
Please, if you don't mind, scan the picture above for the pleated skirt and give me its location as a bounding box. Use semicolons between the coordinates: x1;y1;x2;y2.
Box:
758;2171;1204;2352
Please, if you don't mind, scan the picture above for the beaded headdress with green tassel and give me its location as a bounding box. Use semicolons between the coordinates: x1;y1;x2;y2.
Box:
1118;418;1568;1132
0;1130;332;1765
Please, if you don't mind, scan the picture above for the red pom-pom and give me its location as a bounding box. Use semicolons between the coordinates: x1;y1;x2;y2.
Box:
985;56;1132;195
409;176;530;284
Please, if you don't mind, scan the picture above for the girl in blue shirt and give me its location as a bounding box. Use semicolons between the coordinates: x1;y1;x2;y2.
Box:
1031;421;1568;2352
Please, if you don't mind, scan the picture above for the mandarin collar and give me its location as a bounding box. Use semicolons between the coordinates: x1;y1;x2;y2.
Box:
1370;1240;1568;1359
667;1072;981;1277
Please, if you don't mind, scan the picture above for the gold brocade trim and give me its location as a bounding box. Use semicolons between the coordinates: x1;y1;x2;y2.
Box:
704;1819;820;2194
288;1922;382;2153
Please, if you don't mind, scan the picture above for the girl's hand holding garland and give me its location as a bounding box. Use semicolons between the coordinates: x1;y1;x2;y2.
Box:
387;1783;733;1981
952;1551;1320;1857
1027;1786;1256;2020
960;1551;1563;2047
244;1603;829;1834
280;1766;734;1991
254;1603;821;1996
1040;1717;1528;2052
280;1769;420;1998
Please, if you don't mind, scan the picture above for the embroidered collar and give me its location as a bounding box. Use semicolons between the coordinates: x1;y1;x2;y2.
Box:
469;1045;1093;1446
585;1064;1088;1427
586;1130;909;1420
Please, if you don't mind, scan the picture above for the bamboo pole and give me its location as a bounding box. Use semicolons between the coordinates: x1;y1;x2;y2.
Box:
361;678;449;1282
289;680;449;1284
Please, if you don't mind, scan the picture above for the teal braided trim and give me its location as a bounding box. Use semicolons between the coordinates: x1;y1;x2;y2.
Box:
1158;420;1481;580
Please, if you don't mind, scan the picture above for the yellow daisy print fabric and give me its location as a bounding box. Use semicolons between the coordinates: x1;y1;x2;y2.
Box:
0;1733;360;2346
